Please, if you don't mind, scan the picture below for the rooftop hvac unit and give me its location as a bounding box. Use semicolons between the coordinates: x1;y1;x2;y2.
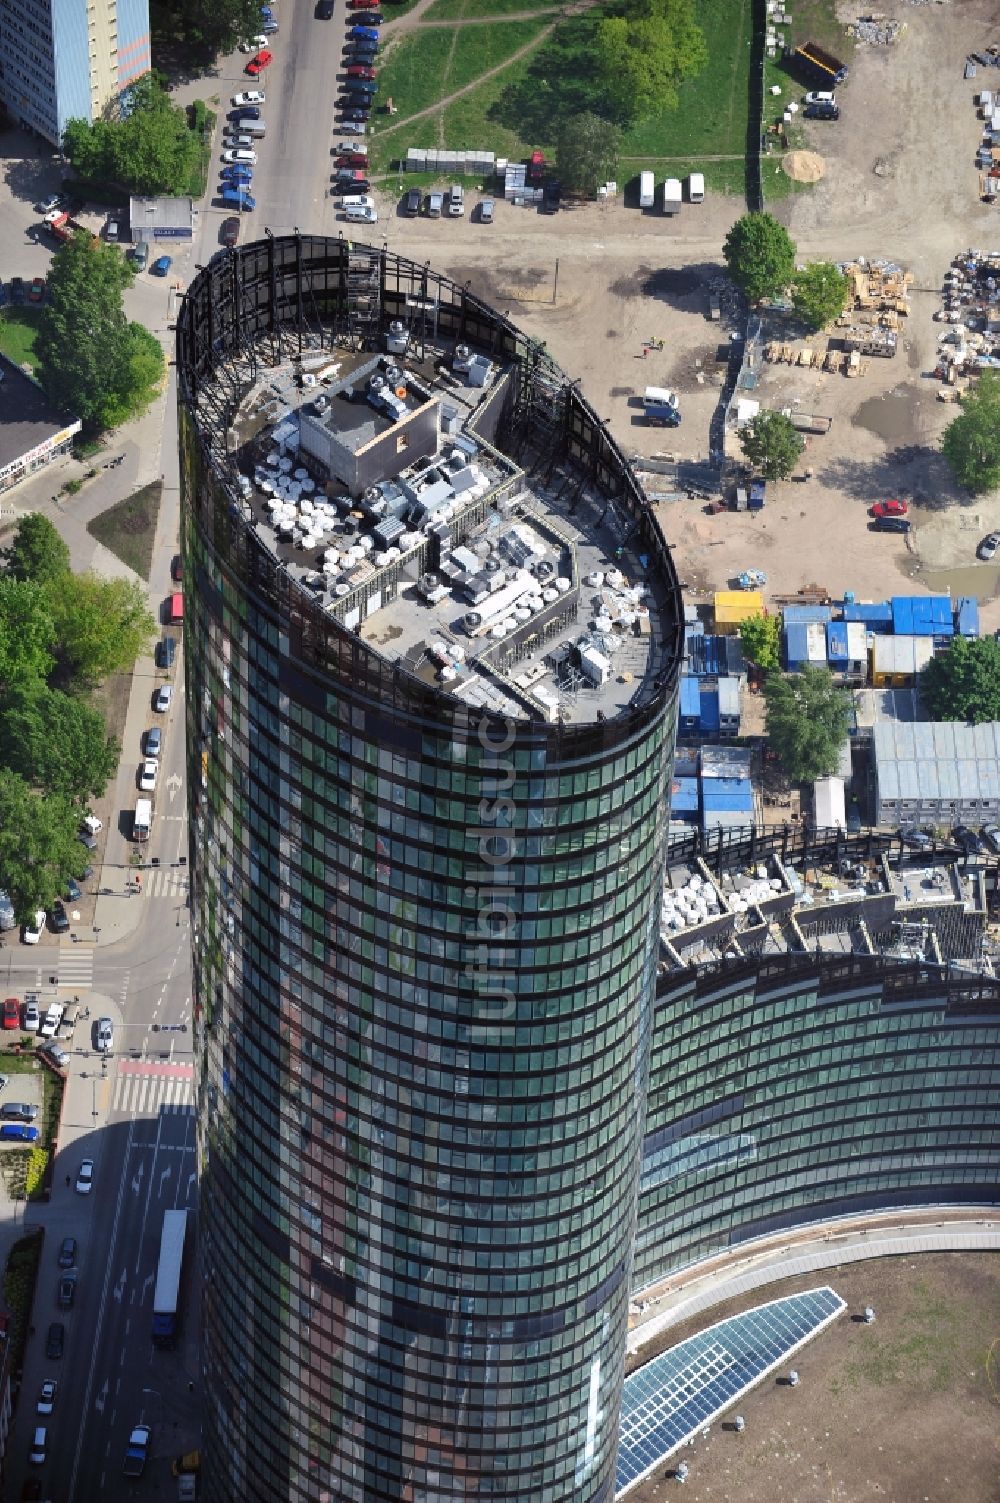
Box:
385;363;403;386
419;574;438;594
788;1370;799;1387
455;343;471;362
369;374;385;393
313;396;329;414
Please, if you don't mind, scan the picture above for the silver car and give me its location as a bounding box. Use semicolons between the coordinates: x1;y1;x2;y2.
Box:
96;1017;113;1053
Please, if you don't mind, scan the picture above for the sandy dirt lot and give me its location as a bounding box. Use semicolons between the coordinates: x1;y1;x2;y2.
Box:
620;1252;1000;1503
379;0;1000;626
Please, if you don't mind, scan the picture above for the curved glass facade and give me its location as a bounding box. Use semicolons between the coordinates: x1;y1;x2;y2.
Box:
638;955;1000;1287
177;237;683;1503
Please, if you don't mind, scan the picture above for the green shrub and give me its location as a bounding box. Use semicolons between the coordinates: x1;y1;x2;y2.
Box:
64;478;83;496
25;1148;49;1199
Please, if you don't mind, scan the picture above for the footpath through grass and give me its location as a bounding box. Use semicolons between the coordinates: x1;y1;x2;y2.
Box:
0;307;44;373
87;481;163;580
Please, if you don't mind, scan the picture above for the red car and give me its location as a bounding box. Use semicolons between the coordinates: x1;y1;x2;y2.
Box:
336;154;369;168
246;50;272;74
349;0;377;7
347;64;375;79
871;498;908;519
3;998;20;1031
28;276;46;303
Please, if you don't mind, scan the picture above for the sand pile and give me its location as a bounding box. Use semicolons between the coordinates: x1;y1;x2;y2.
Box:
782;150;826;183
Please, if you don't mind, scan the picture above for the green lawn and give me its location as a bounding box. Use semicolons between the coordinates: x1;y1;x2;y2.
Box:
621;0;750;160
424;0;559;16
87;480;162;580
0;308;44;373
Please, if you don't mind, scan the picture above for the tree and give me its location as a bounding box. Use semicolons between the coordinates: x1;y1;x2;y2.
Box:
44;574;157;686
0;580;56;687
63;75;203;196
738;410;804;481
0;770;84;921
723;212;797;304
941;371;1000;495
920;635;1000;724
595;0;707;126
739;613;782;672
0;684;119;802
555;113;621;197
36;232;163;434
151;0;264;61
764;666;850;783
3;514;71;588
792;261;849;332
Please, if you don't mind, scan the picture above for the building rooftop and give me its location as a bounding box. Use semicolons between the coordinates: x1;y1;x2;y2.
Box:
874;720;1000;802
0;357;79;475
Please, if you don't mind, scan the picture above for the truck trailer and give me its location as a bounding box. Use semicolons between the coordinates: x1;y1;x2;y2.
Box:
662;178;682;215
638;170;655;208
788;40;848;87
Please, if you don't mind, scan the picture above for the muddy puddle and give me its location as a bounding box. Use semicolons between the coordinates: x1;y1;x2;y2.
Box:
920;562;1000;603
853;385;928;445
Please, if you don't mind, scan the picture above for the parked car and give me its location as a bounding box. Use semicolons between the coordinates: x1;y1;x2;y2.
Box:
953;824;983;856
978;532;1000;560
78;830;98;851
128;243;149;271
146;727;162;757
39;1043;68;1070
239;33;268;51
220;217;241;247
36;1380;57;1415
10;277;25;304
316;0;334;15
2;998;20;1030
0;1124;40;1142
58;1273;77;1309
871;516;911;534
75;1158;94;1195
222;148;258;165
900;827;933;850
48;902;70;934
57;1237;77;1269
803;102;840;120
22;911;46;945
150;254;172;276
338;152;370;168
230;105;260;122
171;554;184;581
65;877;81;902
339;109;370;123
221;166;254;183
36;194;62;215
157;636;176;669
347;64;376;79
871;498;908;518
804;90;836;105
542;181;562;213
479;198;495;224
232;90;266;106
245;50;272;75
980;823;1000;855
22;1000;40;1032
29;1427;47;1466
45;1323;64;1360
28;276;46;303
96;1018;114;1053
139;759;158;792
155;685;173;713
1;1102;39;1121
349;25;379;38
402;188;421;216
337;120;366;135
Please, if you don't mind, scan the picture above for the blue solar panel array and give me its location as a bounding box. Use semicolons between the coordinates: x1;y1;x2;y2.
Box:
615;1286;846;1496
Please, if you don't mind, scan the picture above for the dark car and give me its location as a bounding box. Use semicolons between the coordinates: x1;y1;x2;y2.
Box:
58;1273;76;1309
0;1103;39;1122
900;827;933;851
10;277;25;304
871;516;911;534
78;830;98;851
171;554;184;581
402;188;422;216
219;217;241;250
953;824;983;856
316;0;334;14
45;1323;64;1360
65;877;81;902
231;105;260;122
57;1236;77;1269
542;181;562;213
803;102;840;120
340;109;371;122
157;636;177;669
48;901;70;934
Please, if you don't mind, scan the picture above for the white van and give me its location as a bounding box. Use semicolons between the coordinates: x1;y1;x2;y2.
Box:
133;798;152;843
243;121;267;138
448;183;464;217
30;1427;47;1465
638;170;654;208
687;172;705;203
345;204;378;223
662;178;682;215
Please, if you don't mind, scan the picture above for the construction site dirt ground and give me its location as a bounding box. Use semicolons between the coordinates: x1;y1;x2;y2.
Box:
379;0;1000;627
619;1253;1000;1503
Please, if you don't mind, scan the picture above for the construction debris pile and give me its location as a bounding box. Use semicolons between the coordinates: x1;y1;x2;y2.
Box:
973;84;1000;201
763;258;910;376
933;249;1000;384
848;16;904;45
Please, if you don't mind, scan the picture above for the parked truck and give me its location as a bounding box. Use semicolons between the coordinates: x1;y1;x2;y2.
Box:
123;1425;151;1478
133;798;152;842
840;325;896;358
788;40;848;87
638;170;655;208
662;178;682;215
48;213;96;245
642;386;681;427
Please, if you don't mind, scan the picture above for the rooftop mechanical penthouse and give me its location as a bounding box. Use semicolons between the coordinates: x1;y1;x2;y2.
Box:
176;234;684;1503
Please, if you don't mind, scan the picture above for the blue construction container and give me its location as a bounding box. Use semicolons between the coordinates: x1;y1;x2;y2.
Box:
669;776;699;817
679;675;701;732
783;604;834;626
700;688;720;734
702;777;753;812
955;597;980;638
842;601;892;629
785;622;811;668
891;595;953;637
827;619;849;666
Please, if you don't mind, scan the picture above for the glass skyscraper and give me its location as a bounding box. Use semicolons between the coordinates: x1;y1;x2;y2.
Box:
177;236;684;1503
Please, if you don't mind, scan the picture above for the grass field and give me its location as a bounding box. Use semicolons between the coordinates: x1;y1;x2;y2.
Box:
424;0;560;16
87;481;162;580
0;308;44;373
621;0;750;161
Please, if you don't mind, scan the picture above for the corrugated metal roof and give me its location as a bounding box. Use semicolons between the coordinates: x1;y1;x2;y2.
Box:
871;635;934;677
714;590;763;624
845;621;867;659
783;604;833;625
785;622;810;663
669;776;699;813
680;676;701;716
717;677;740;714
874;720;1000;801
955;596;980;637
701;746;753;778
891;595;954;636
827;620;849;661
703;779;753;810
700;689;720;732
843;601;892;625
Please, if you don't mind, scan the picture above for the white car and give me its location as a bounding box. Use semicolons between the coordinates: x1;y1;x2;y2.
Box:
224;133;254;150
232;90;265;106
239;34;267;51
96;1017;114;1053
339;194;375;209
804;90;836;105
22;910;46;945
40;1004;65;1040
222;148;257;165
75;1159;94;1195
155;684;173;713
139;759;158;792
36;1380;57;1416
82;813;103;835
22;1000;40;1032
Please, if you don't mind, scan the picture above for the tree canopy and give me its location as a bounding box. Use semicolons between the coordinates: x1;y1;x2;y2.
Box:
555;113;621;197
46;574;157;687
150;0;265;61
739;613;782;672
0;580;57;688
35;231;164;433
0;770;85;921
792;261;849;332
3;514;70;588
723;212;797;304
941;371;1000;495
920;635;1000;724
738;410;804;481
763;666;851;783
63;74;203;196
595;0;707;126
0;684;120;803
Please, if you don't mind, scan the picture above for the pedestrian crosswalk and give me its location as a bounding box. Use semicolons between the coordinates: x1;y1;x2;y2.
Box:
113;1068;194;1117
138;867;190;900
58;939;95;991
